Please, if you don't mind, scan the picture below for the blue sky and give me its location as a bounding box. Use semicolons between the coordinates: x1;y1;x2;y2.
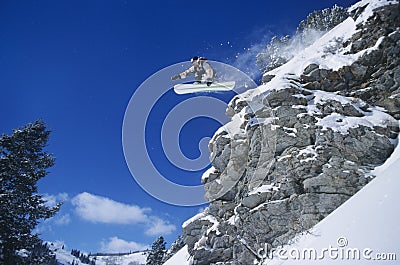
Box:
1;0;358;254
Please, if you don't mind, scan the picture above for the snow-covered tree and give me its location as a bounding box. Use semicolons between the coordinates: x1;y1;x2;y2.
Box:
19;242;58;265
146;236;166;265
256;35;291;73
0;120;61;264
296;5;348;34
162;235;184;263
257;5;348;73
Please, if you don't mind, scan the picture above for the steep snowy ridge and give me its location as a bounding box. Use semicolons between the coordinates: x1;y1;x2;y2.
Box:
165;0;400;264
163;246;192;265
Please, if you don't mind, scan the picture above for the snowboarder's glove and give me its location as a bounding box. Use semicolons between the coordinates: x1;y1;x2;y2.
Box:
171;75;181;81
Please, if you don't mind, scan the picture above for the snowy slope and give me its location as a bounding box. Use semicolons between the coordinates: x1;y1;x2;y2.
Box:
92;252;147;265
49;242;148;265
48;241;91;265
163;245;192;265
264;125;400;264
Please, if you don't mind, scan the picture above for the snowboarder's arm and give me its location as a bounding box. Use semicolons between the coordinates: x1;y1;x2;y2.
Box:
178;66;195;79
171;66;196;80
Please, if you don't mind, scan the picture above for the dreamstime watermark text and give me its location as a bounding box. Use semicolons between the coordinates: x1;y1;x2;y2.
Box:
257;237;397;262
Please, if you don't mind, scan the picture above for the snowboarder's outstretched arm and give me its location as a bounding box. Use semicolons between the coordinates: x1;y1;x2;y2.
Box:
171;66;195;80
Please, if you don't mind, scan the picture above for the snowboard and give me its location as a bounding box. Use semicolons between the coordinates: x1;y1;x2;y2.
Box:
173;81;235;94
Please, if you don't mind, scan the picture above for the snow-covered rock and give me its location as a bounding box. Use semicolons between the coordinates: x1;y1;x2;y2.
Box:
177;0;400;264
264;123;400;264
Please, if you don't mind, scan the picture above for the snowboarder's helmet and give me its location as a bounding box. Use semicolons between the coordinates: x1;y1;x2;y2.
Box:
191;56;199;63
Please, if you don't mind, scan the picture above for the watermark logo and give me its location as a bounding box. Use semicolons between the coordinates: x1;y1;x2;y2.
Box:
122;60;274;206
257;236;397;263
336;236;348;248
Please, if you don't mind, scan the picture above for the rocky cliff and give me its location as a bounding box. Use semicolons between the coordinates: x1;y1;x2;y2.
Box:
182;1;400;264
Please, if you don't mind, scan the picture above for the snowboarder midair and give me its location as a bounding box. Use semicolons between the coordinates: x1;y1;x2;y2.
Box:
171;56;216;86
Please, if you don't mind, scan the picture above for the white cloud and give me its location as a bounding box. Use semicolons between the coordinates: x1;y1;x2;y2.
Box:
100;237;149;253
71;192;150;224
71;192;177;236
145;217;177;236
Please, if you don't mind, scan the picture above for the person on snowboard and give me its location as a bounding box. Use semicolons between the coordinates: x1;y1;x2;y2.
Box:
171;56;216;86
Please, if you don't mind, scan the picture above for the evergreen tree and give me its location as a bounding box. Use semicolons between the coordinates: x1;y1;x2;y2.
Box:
256;5;348;73
21;241;58;265
256;35;291;72
296;5;348;34
0;120;61;264
162;235;185;263
146;236;166;265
